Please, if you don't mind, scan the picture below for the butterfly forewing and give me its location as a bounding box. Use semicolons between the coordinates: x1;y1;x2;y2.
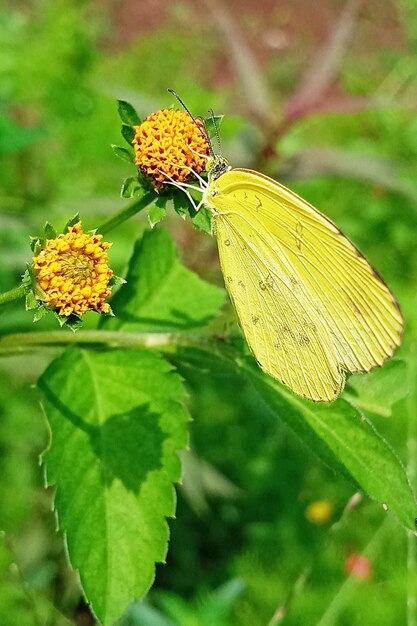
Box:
206;168;403;402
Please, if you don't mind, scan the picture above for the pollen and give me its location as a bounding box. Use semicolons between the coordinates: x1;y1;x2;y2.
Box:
132;109;210;190
33;223;113;317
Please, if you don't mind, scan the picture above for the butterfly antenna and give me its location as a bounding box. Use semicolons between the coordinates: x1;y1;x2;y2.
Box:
208;108;222;158
167;88;215;157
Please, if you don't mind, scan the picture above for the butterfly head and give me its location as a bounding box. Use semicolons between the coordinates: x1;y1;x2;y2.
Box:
206;155;231;181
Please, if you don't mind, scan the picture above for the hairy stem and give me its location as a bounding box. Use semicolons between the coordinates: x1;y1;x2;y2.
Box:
0;284;25;306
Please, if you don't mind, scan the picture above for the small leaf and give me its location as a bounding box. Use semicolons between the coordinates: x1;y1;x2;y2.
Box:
191;206;212;235
121;124;135;146
39;347;189;625
111;144;134;164
204;114;223;144
102;229;225;332
148;202;167;228
117;100;141;126
172;192;189;217
121;176;143;199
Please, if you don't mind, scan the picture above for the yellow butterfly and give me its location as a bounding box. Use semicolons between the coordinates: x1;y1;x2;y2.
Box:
163;92;403;402
200;156;403;402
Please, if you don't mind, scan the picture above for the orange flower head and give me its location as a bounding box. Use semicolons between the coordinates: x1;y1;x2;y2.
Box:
132;109;210;191
33;223;113;317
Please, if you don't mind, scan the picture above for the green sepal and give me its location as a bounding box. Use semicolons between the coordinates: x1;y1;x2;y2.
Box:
25;292;38;311
53;311;70;327
51;311;83;332
121;124;135;146
121;176;144;199
112;144;134;164
65;315;84;332
64;213;81;231
30;236;42;254
22;266;40;310
117;100;141;126
44;221;57;240
109;275;126;287
32;305;49;323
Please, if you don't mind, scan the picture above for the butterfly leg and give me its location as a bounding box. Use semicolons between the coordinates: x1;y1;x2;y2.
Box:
187;144;210;161
167;162;208;188
157;170;202;212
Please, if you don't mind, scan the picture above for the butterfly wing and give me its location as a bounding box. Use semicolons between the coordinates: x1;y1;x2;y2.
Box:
205;168;403;402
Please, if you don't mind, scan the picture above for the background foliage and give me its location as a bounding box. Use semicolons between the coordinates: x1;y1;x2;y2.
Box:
1;0;417;624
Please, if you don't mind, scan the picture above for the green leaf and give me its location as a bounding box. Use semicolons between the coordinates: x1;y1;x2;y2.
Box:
38;347;189;625
241;358;417;530
121;124;135;146
103;229;225;332
112;144;134;164
204;114;223;145
345;359;408;416
173;192;191;218
121;176;143;199
117;100;141;126
191;206;212;235
148;201;167;228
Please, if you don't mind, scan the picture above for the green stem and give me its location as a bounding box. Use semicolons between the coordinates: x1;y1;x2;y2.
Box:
0;284;25;306
97;191;157;235
0;330;204;354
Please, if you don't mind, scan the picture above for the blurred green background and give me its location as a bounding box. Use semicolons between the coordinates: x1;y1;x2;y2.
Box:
1;0;417;624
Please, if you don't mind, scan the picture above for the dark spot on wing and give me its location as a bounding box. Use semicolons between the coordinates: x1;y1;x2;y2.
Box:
295;221;304;252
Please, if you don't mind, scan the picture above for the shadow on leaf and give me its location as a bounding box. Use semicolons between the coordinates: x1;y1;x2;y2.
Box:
39;380;166;493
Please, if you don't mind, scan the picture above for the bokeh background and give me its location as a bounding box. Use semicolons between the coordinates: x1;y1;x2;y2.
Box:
1;0;417;624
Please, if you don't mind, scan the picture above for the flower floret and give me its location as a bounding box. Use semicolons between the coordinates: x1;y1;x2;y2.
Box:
33;222;113;317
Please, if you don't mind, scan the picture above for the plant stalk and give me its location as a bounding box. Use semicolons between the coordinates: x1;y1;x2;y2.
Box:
97;191;157;235
0;284;25;306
